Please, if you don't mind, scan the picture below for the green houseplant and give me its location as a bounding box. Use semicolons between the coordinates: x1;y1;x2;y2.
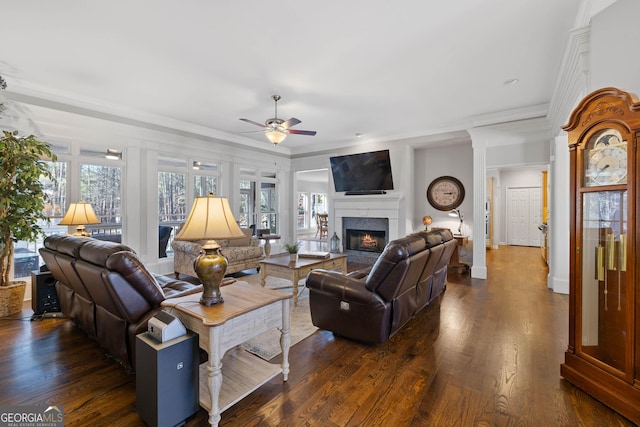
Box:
283;242;300;262
0;130;56;316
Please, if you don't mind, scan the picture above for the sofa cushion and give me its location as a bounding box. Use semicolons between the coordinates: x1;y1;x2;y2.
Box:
228;228;253;247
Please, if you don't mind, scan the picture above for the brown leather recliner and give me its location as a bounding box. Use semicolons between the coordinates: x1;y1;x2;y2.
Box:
40;235;202;369
306;229;457;344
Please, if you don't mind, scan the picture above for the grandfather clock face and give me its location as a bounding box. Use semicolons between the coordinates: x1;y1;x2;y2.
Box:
583;129;627;187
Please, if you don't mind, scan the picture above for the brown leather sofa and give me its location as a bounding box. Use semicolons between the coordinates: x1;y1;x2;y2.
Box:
306;229;457;344
39;235;203;369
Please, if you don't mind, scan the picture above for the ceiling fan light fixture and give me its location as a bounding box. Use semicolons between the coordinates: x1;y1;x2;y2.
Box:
265;129;287;145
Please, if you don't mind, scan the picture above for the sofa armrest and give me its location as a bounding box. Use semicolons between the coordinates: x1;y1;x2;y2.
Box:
346;265;372;280
307;270;377;304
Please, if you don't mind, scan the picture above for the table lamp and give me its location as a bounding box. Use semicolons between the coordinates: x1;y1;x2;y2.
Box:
174;194;245;306
448;209;463;235
58;201;101;237
422;215;432;230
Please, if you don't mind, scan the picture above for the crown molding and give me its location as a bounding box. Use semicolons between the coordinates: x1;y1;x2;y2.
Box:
2;75;292;156
470;103;549;127
547;25;591;134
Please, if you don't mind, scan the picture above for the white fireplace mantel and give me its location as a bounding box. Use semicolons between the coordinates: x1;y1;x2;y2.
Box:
332;193;403;241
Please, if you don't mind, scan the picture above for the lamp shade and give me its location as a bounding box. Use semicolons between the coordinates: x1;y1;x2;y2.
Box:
265;129;287;145
59;202;101;226
175;195;245;241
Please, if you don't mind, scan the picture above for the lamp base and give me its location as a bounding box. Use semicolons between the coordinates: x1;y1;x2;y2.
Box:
194;241;228;306
72;225;91;237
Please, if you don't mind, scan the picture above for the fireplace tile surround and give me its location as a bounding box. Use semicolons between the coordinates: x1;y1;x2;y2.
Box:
333;194;402;264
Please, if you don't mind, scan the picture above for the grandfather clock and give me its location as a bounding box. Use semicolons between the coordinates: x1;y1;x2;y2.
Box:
561;87;640;423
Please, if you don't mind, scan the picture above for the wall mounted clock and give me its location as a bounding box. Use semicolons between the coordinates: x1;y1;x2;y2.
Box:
427;176;465;211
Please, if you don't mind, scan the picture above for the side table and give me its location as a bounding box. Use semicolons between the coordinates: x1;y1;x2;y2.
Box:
161;281;291;426
258;234;280;259
449;234;470;273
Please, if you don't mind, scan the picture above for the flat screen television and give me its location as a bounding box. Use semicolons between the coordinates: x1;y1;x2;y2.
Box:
330;149;394;194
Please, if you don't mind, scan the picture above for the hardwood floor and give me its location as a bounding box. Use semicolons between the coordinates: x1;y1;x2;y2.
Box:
0;246;634;426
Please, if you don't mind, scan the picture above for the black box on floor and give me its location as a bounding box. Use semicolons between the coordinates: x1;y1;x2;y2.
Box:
31;271;61;315
136;331;199;427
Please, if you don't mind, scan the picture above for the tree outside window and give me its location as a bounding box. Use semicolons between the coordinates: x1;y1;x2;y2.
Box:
81;164;122;229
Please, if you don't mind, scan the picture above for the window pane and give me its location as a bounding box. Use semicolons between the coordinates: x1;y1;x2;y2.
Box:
311;193;327;229
158;171;187;222
297;192;308;229
81;164;122;231
194;175;217;197
239;179;256;228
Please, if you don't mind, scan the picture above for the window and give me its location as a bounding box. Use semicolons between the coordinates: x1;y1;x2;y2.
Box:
193;161;219;197
296;192;326;231
239;179;256;228
239;169;278;234
260;181;277;234
297;193;308;229
81;163;122;234
158;171;187;223
311;193;327;229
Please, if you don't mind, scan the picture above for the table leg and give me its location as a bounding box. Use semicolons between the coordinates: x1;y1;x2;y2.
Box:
260;265;266;287
292;270;300;306
264;239;271;259
280;298;291;381
207;335;223;426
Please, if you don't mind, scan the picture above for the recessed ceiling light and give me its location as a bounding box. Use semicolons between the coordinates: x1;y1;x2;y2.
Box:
504;78;519;86
355;133;363;138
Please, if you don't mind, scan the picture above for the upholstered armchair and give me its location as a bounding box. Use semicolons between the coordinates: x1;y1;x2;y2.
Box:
171;227;264;278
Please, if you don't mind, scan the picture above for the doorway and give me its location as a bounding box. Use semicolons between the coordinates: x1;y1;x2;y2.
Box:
507;187;543;247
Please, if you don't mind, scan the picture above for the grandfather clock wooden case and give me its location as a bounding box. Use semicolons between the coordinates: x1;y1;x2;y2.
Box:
561;87;640;423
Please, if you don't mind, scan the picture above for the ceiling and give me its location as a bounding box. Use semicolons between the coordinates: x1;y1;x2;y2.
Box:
0;1;583;156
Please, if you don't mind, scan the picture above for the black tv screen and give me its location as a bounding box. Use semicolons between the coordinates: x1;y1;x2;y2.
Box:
330;150;394;193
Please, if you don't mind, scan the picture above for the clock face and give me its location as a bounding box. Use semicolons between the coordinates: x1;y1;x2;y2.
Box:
584;129;627;187
427;176;465;211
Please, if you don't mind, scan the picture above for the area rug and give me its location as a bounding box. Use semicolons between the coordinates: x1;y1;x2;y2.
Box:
237;273;318;361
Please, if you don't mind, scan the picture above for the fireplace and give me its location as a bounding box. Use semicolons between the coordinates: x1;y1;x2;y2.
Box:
342;217;389;264
345;229;385;253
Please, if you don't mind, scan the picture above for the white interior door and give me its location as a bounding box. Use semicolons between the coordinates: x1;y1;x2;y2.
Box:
508;187;543;247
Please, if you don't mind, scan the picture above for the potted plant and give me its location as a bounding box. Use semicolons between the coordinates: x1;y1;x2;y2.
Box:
0;130;56;316
283;242;300;262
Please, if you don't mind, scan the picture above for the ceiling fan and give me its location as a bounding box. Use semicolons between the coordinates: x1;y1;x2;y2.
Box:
240;95;317;145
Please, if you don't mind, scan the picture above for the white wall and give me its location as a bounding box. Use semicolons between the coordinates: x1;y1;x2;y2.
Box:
590;0;640;93
414;144;474;235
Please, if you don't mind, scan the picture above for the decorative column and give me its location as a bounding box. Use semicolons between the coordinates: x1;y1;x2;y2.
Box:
470;135;487;279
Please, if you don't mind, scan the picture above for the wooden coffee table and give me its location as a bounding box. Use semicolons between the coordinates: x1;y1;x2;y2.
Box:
259;253;348;305
161;281;291;426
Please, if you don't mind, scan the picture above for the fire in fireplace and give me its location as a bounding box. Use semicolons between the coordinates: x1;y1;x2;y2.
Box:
346;229;386;253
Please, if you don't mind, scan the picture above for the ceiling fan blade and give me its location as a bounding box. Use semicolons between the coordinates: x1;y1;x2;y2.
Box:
239;118;266;128
281;117;301;129
288;129;317;136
